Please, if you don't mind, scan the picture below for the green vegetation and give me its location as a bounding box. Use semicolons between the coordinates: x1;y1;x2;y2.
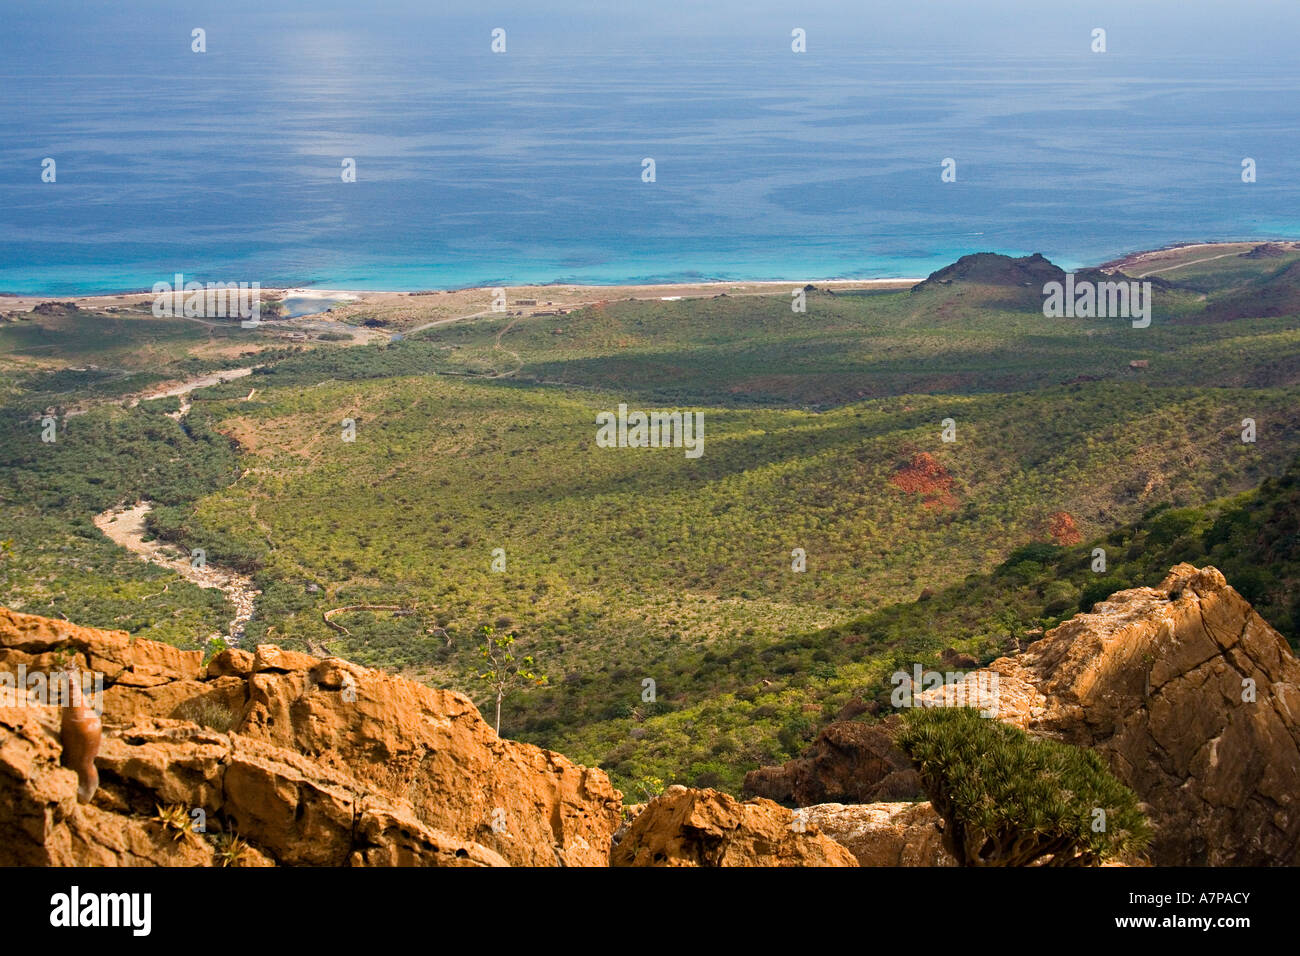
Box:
3;249;1299;796
538;460;1300;794
211;833;250;868
0;401;240;645
396;282;1300;407
150;370;1295;792
477;624;547;735
896;707;1150;866
1132;244;1300;293
152;803;196;842
0;305;282;410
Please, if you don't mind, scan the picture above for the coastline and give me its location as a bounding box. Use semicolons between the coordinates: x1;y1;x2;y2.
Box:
4;240;1298;317
0;277;922;318
1099;239;1300;273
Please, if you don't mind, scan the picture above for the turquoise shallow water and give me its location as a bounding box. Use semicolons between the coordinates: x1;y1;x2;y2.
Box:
2;5;1298;294
280;295;348;318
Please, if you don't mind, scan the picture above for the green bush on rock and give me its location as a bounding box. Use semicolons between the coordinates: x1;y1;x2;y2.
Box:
896;706;1150;866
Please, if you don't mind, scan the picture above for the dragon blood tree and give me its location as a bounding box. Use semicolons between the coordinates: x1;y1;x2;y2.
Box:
896;706;1151;866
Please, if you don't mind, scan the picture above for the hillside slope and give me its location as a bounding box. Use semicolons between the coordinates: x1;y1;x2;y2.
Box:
4;250;1300;796
5;562;1297;865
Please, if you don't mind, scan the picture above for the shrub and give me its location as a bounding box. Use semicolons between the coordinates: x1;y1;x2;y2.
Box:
175;695;239;733
1000;541;1060;569
777;715;815;753
896;707;1150;866
201;636;228;667
1078;576;1128;612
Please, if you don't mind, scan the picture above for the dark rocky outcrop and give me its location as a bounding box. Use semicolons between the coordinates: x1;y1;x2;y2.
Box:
743;719;920;806
1239;242;1291;259
30;301;79;316
911;252;1065;291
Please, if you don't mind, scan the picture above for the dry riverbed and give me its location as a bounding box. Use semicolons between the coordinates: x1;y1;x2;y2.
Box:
93;502;259;646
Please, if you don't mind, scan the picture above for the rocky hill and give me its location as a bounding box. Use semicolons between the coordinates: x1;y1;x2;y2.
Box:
961;563;1300;865
909;252;1172;312
911;252;1066;291
1204;259;1300;321
0;606;852;866
747;563;1300;866
0;607;622;866
3;562;1298;866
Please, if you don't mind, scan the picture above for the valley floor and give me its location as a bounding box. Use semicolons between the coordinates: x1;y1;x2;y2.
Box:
5;239;1300;795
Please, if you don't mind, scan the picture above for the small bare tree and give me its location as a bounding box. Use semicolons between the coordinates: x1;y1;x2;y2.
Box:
477;625;547;736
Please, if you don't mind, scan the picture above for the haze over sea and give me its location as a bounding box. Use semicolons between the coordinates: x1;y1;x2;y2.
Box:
2;0;1298;295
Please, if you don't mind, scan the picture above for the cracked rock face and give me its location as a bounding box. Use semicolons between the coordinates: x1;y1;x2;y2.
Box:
921;564;1300;865
0;607;621;867
0;708;505;866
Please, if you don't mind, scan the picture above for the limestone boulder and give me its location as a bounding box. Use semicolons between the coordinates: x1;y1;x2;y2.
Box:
801;801;954;866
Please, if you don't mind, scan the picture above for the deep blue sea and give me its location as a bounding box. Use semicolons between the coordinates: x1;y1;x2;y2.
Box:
2;2;1298;294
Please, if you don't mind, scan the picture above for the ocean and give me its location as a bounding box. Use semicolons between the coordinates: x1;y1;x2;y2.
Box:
1;1;1298;295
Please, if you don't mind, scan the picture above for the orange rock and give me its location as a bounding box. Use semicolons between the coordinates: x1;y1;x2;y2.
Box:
206;647;254;678
1;608;622;867
888;452;958;510
802;802;955;866
610;787;857;867
917;565;1300;865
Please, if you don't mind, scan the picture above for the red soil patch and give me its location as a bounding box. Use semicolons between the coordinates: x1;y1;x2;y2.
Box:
1047;511;1083;546
889;452;957;510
